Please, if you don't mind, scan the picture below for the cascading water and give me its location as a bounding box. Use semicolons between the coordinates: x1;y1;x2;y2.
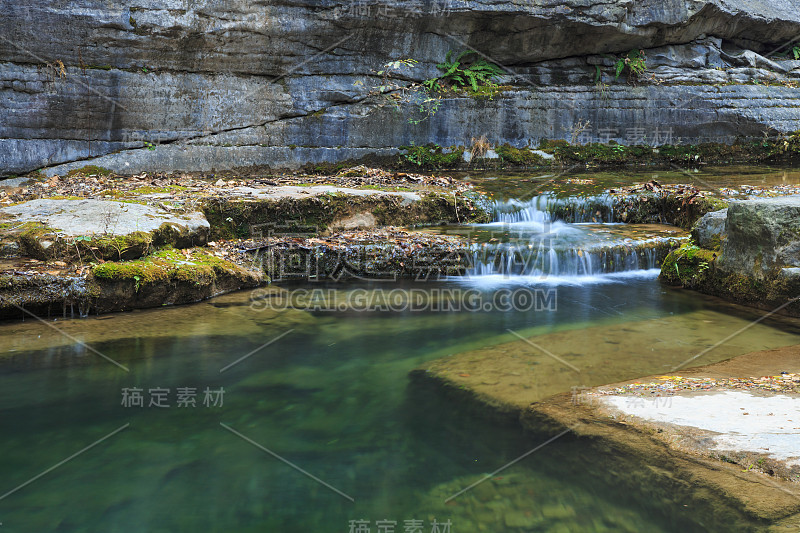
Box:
469;242;663;278
465;193;681;283
491;192;617;224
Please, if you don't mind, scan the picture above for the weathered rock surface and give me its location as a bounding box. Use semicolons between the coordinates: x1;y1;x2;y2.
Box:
720;196;800;276
691;208;727;249
0;198;209;240
662;196;800;315
0;199;209;259
3;1;800;175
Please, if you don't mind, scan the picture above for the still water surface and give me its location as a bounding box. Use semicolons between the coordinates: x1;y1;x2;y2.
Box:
0;279;798;532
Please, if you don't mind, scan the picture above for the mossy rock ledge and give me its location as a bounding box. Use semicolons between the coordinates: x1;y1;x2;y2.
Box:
0;249;263;320
201;188;489;240
0;198;209;261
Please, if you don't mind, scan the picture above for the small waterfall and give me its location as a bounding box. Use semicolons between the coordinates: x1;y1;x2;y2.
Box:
491;193;616;224
468;241;666;279
464;193;681;283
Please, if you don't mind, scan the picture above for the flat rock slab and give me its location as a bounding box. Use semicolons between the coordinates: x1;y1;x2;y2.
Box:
0;199;209;238
602;390;800;465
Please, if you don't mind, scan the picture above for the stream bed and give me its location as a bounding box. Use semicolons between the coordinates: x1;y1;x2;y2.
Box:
1;167;799;532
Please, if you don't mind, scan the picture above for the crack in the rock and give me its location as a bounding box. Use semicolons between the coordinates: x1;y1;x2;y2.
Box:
33;94;378;172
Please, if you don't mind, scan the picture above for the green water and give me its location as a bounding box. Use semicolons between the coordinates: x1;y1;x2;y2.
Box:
3;165;800;532
1;278;799;532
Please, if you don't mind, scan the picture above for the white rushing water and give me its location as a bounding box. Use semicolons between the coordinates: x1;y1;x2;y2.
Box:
464;194;671;284
491;192;617;224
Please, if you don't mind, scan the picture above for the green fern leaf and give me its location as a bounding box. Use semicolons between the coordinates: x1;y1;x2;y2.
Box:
455;50;475;63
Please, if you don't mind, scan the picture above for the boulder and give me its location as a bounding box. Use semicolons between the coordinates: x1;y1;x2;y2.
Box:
719;196;800;277
691;208;727;250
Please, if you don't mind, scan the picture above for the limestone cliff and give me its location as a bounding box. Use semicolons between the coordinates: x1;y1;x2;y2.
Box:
2;0;800;175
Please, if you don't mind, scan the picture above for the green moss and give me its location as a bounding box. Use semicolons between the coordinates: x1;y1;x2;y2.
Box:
127;185;189;195
554;143;654;164
399;144;464;169
661;242;800;312
538;139;570;153
66;165;113;178
0;274;14;290
84;231;153;261
660;242;718;288
202;192;489;239
16;222;63;260
496;144;545;166
43;195;84;201
356;184;413;192
507;134;800;168
92;249;243;288
304;162;350;175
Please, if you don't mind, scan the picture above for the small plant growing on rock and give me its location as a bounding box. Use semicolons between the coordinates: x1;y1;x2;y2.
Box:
47;59;67;83
368;58;443;125
399;143;464;169
774;45;800;60
425;50;504;93
594;65;610;102
376;58;418;94
667;239;712;280
569;120;591;145
615;49;647;80
470;136;490;159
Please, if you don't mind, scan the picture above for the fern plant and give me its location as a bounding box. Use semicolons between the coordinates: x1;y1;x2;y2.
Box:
426;50;504;92
615;49;647;80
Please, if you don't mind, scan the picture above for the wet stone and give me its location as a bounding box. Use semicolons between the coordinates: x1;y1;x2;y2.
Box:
472;481;497;502
541;503;576;519
504;510;541;528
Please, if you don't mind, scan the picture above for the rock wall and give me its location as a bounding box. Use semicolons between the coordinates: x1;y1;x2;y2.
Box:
3;1;800;175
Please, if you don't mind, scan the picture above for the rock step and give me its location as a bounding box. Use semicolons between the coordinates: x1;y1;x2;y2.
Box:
0;199;209;261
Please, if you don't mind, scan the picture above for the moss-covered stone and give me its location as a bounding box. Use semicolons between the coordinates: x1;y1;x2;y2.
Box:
398;144;465;170
79;231;154;261
0;249;263;320
202;192;489;240
65;165;113;178
661;245;800;315
495;144;546;166
660;242;718;288
92;248;246;287
16;222;65;260
16;226;180;262
87;248;263;312
549;139;800;168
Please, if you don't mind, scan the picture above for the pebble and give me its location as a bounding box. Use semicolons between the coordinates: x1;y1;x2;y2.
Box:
600;373;800;396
